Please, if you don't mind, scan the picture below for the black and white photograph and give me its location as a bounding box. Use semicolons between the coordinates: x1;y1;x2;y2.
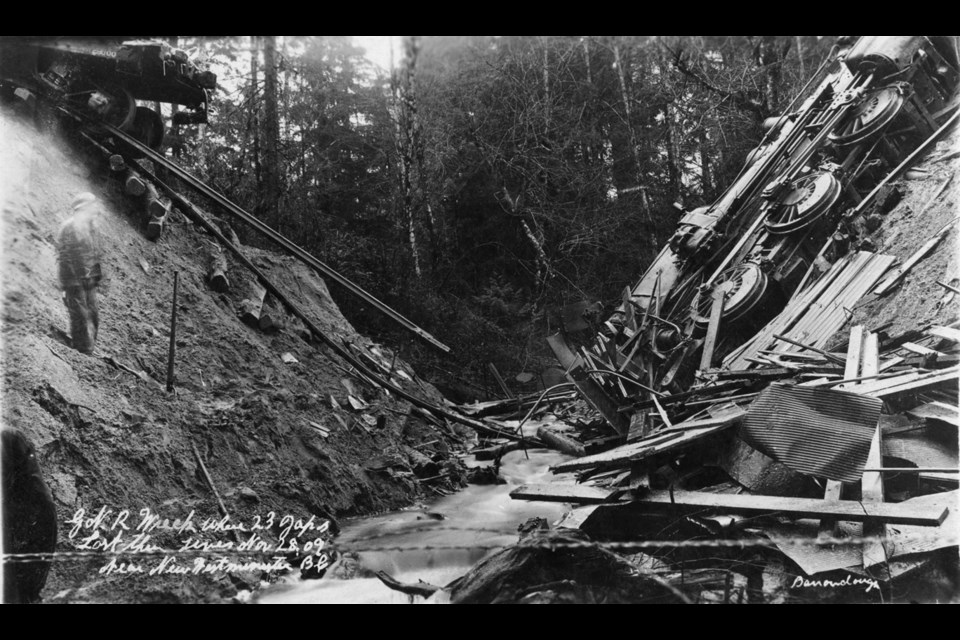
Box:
1;35;958;604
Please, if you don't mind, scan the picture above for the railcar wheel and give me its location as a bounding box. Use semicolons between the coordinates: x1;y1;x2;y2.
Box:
764;170;842;235
125;106;165;151
828;85;905;147
693;262;769;327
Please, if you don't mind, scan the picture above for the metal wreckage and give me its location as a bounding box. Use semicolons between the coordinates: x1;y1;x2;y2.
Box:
503;36;960;597
2;35;959;602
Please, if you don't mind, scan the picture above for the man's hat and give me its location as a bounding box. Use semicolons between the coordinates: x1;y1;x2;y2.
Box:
71;192;97;210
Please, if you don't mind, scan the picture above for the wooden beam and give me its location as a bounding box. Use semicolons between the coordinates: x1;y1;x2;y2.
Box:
823;325;864;535
510;484;617;504
874;213;958;296
628;490;948;526
929;326;960;343
699;287;726;371
487;362;514;398
547;333;629;435
551;418;737;474
901;342;940;356
772;334;846;365
935;280;960;296
861;332;889;572
536;426;586;457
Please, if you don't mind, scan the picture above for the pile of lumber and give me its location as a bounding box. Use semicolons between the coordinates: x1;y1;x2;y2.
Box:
513;321;959;586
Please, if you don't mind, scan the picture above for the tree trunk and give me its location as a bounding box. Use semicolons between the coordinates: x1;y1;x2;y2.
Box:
249;36;261;201
700;129;713;199
393;35;425;278
613;40;649;218
664;103;683;207
261;35;281;223
795;35;806;78
582;37;591;86
542;36;551;128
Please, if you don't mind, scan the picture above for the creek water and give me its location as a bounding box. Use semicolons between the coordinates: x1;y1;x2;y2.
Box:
259;424;574;604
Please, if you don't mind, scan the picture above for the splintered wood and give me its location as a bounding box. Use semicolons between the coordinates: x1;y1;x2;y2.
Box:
724;252;897;369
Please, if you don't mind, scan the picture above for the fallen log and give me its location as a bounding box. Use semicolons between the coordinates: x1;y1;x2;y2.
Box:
205;243;230;293
472;441;522;461
375;571;440;599
536;426;585;457
239;282;267;328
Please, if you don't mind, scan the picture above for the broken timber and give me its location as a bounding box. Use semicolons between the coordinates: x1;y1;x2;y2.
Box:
511;488;949;526
510;484;617;504
547;333;629;435
550;415;740;474
206;243;230;293
536;426;586;457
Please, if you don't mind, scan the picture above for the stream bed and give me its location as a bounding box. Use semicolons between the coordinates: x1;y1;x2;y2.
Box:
258;445;572;604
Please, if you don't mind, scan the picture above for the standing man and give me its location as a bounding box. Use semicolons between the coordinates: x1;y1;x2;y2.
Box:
56;192;104;354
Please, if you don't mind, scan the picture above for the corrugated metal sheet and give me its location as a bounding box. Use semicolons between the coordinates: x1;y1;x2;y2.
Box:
739;383;882;483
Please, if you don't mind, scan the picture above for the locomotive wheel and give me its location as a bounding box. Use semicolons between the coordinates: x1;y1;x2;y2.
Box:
124;106;165;152
86;86;137;131
828;85;905;147
764;170;842;235
693;262;769;327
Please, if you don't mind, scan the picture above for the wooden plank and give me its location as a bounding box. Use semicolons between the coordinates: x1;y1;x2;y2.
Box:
907;402;960;428
861;332;888;571
818;480;844;538
936;280;960;296
699;287;726;371
651;395;672;428
837;325;864;390
886;491;959;560
919;472;960;485
724;254;855;368
822;325;865;535
630;490;948;526
863;468;958;474
771;334;846;365
862;426;887;569
860;366;960;398
874;214;958;296
547;333;629;435
929;326;960;343
663;409;747;432
862;332;879;378
552;416;740;474
901;342;939;356
510;484;616;504
879;356;904;372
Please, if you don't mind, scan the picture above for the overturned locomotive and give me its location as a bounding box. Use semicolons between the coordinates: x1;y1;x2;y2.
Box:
0;36;216;150
550;36;960;433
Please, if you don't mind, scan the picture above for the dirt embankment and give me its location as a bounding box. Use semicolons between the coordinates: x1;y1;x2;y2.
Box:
1;108;467;603
839;127;960;341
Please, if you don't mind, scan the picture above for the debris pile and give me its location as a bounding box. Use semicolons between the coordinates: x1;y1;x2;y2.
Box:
496;36;960;603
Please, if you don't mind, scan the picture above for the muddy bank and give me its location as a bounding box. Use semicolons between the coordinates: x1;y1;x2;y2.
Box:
1;107;471;603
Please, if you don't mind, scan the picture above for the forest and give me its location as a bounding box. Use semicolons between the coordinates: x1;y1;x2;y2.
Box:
167;35;836;399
